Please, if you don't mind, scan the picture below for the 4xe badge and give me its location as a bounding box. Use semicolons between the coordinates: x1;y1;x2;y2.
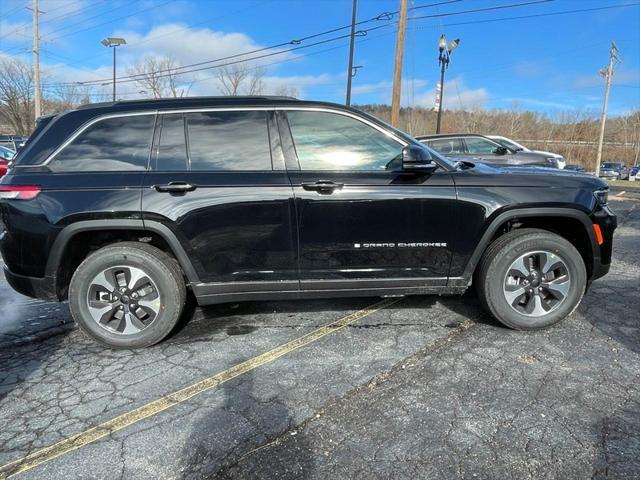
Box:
354;242;447;248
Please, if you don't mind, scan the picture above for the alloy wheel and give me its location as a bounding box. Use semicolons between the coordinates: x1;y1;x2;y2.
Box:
503;250;571;317
86;266;161;334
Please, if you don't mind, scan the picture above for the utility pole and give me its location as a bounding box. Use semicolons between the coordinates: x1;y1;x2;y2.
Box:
345;0;357;106
390;0;408;127
32;0;42;121
595;42;620;176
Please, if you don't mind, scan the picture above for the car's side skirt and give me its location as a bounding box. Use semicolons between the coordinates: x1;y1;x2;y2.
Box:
192;277;465;306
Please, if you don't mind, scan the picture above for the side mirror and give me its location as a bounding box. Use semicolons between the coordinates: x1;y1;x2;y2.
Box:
495;146;509;155
402;145;437;173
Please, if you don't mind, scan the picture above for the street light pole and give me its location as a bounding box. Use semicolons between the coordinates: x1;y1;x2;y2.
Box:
435;57;446;134
435;34;460;134
101;37;127;101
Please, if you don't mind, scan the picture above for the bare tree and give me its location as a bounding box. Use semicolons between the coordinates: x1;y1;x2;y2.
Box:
0;57;34;134
216;63;264;96
128;56;190;99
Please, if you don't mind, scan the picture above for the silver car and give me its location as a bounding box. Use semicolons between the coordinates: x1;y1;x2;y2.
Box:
488;135;566;169
417;134;563;169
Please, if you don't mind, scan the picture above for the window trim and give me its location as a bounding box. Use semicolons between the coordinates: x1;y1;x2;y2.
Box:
37;106;410;170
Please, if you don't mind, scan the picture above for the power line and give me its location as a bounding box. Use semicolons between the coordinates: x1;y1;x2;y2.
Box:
41;1;463;86
408;0;554;21
38;0;272;74
409;2;640;28
44;0;174;44
45;23;394;89
46;0;562;89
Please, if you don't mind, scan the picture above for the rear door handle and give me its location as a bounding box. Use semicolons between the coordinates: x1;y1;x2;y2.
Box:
301;181;344;194
153;182;197;193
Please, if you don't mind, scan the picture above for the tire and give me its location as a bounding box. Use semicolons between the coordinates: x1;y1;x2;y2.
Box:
69;242;186;348
475;228;587;330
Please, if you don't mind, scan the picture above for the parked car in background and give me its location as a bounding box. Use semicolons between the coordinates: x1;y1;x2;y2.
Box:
599;162;628;180
488;135;566;169
0;146;15;177
628;165;639;179
0;146;15;160
564;164;586;173
416;134;562;168
0;135;28;152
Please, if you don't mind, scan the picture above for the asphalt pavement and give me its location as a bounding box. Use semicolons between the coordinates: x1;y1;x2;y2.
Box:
0;198;638;480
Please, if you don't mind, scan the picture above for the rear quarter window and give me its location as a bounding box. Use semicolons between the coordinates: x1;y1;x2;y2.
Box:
49;114;155;172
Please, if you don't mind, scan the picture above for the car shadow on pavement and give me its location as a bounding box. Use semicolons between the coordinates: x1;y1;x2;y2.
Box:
166;294;437;344
180;361;313;480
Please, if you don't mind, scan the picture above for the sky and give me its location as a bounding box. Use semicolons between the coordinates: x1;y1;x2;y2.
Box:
1;0;639;116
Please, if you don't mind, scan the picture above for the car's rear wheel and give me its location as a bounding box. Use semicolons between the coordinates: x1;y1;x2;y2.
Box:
476;228;587;330
69;242;186;348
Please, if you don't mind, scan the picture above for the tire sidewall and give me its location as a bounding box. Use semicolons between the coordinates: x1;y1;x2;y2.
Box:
485;234;586;329
69;248;183;348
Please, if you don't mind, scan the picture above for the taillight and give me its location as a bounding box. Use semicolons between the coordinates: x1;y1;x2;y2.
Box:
0;186;42;200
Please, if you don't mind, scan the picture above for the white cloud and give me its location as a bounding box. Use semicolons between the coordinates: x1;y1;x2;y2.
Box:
34;22;340;100
414;76;488;111
113;23;297;68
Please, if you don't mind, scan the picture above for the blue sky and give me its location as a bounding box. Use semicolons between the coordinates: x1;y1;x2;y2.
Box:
1;0;639;115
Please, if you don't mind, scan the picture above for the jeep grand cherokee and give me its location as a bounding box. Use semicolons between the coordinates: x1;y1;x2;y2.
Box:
0;97;617;348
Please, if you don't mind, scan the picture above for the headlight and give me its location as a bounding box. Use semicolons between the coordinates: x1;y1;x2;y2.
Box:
594;189;609;206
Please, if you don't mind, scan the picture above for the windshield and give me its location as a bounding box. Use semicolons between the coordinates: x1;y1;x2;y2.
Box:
602;162;622;169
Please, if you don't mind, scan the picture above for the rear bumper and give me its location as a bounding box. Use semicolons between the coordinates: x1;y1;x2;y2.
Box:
4;267;58;301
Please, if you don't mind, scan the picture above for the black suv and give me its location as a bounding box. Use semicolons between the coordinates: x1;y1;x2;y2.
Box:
417;133;562;168
0;97;616;348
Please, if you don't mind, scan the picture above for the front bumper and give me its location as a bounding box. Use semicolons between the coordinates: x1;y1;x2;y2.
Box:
4;267;58;301
590;204;617;281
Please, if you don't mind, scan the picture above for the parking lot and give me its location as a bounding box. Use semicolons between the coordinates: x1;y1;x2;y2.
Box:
0;196;637;480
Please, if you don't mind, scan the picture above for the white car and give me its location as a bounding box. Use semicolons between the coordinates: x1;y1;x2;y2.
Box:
488;135;566;169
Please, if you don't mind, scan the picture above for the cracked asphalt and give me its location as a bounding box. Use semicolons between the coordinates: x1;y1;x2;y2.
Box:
0;198;638;480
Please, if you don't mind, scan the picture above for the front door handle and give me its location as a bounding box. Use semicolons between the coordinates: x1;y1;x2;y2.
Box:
301;181;344;194
153;182;197;193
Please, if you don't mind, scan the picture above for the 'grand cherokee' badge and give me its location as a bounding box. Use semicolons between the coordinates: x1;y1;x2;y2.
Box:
354;242;447;248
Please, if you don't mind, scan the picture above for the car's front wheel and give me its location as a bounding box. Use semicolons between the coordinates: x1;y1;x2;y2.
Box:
476;229;587;330
69;242;186;348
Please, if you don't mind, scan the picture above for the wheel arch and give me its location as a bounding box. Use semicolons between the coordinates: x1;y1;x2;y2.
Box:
450;207;599;287
46;220;200;299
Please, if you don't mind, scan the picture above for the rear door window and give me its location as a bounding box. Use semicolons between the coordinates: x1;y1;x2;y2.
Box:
50;114;155;172
185;111;272;171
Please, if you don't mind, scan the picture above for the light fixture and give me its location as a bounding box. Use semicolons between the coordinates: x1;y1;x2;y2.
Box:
438;34;447;52
101;37;127;47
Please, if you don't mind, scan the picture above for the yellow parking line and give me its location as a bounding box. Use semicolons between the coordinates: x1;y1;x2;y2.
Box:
0;297;401;479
